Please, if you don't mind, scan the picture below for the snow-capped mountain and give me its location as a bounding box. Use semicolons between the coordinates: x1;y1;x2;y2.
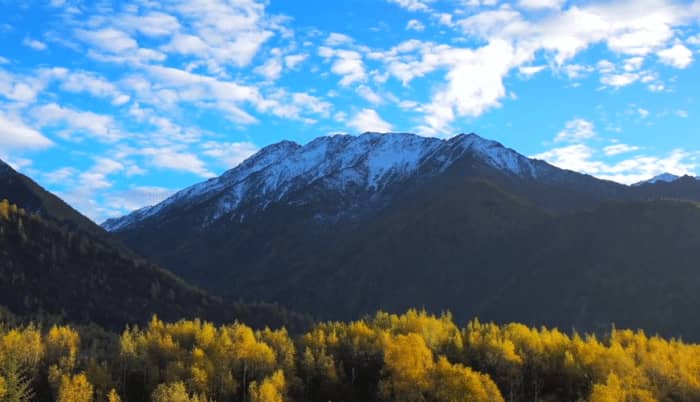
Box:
633;173;699;186
102;131;700;332
103;132;554;232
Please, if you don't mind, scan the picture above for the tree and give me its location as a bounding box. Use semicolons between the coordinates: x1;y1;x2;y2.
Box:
379;333;434;402
152;382;205;402
57;373;94;402
107;389;121;402
1;358;34;402
249;370;286;402
429;357;504;402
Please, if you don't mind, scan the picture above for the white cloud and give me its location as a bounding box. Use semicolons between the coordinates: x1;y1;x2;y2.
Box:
76;28;138;54
284;53;307;69
161;34;209;57
140;147;215;178
348;108;393;133
533;144;696;185
112;94;131;106
604;143;641;156
657;44;693;68
637;108;650;118
0;111;53;150
562;64;594;79
0;68;55;103
519;65;546;76
142;65;263;124
555;118;596;143
54;157;127;221
105;186;175;215
421;40;519;134
202;141;259;168
319;47;367;86
517;0;565;10
356;85;383;104
386;0;433;12
291;92;333;117
31;103;123;142
406;19;426;31
58;70;130;105
456;0;695;71
534;115;696;184
254;57;283;80
113;11;181;37
623;57;644;71
601;72;640;87
22;37;47;51
163;0;275;70
79;158;124;190
325;33;354;46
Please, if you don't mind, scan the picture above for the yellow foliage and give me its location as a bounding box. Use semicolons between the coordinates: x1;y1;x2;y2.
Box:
430;357;505;402
0;199;9;220
589;373;657;402
0;325;44;370
249;370;286;402
107;388;121;402
380;333;434;402
57;373;94;402
46;325;80;372
1;310;700;402
151;382;205;402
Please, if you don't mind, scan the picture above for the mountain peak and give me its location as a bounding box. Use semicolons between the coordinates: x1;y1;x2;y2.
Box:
102;132;554;231
633;173;682;186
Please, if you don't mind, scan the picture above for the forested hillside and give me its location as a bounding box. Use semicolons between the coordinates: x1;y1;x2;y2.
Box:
1;310;698;402
0;200;310;332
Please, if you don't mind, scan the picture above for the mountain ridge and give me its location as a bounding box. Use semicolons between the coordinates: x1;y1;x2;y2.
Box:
102;132;566;231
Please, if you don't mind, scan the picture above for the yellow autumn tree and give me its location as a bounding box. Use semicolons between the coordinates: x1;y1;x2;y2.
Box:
380;333;434;402
57;373;94;402
249;370;286;402
107;389;121;402
430;357;505;402
152;382;205;402
589;373;657;402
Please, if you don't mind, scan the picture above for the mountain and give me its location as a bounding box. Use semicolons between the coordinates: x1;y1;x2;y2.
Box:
104;132;700;339
0;160;311;332
0;199;311;331
0;159;104;236
633;172;682;186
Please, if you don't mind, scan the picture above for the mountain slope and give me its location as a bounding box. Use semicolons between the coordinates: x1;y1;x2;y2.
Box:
0;159;104;236
0;201;312;331
484;199;700;339
104;132;700;339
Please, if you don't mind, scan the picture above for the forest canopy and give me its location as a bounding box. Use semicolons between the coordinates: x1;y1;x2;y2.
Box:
1;309;699;402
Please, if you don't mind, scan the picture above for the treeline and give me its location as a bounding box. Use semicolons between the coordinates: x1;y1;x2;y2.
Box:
1;310;699;402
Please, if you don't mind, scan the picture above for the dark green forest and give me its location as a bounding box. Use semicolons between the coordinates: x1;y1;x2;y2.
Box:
0;200;311;332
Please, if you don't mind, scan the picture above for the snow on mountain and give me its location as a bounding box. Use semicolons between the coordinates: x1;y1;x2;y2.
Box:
632;173;683;186
103;132;549;231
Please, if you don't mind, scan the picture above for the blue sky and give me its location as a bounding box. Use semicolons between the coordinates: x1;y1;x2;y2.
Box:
1;0;699;222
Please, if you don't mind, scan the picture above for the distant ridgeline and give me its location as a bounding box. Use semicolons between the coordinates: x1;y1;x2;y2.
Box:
0;309;698;402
